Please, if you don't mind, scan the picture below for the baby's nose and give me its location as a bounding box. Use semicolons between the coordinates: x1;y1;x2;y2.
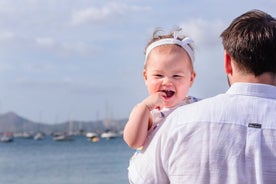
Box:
162;77;172;84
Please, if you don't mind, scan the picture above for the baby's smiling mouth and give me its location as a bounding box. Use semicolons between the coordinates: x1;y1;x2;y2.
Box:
162;90;175;98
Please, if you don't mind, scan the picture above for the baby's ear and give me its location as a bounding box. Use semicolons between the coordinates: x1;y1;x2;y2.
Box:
189;71;196;87
143;70;147;80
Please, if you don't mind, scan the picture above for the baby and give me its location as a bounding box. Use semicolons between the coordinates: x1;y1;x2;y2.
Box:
124;28;199;149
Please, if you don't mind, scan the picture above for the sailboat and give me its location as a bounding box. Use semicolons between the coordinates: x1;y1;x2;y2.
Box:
53;118;74;141
33;132;45;140
52;132;73;141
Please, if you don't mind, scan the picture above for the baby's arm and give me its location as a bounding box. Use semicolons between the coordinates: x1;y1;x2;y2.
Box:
123;102;151;149
123;92;165;149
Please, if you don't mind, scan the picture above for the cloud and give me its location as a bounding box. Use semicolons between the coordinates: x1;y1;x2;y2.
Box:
180;19;226;49
35;36;99;56
0;33;98;57
36;37;56;48
71;2;151;25
61;41;96;55
7;76;117;97
0;31;15;41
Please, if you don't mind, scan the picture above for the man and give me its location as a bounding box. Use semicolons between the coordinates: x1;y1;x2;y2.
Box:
128;9;276;184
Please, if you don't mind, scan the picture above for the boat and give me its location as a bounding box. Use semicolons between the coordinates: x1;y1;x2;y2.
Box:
1;132;13;143
1;136;13;142
33;132;45;140
21;132;33;139
86;132;100;142
52;132;73;141
101;131;118;140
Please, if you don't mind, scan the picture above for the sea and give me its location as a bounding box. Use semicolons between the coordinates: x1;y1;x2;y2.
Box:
0;136;134;184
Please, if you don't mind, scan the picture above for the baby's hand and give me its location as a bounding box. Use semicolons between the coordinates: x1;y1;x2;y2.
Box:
142;92;166;111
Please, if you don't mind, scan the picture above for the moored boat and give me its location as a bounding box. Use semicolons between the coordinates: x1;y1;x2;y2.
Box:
101;131;118;139
52;132;73;141
33;132;45;140
1;132;13;143
86;132;100;142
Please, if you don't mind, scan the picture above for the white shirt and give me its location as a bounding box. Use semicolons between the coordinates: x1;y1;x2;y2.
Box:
128;96;199;184
128;83;276;184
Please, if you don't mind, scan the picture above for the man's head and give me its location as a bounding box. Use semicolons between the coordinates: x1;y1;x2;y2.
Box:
221;9;276;85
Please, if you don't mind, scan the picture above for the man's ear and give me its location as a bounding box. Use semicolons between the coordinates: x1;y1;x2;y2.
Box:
224;51;233;75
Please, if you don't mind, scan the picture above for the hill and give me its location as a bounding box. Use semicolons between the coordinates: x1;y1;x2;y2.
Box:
0;112;127;135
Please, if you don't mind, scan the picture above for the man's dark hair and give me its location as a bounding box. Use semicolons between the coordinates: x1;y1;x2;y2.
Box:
221;9;276;76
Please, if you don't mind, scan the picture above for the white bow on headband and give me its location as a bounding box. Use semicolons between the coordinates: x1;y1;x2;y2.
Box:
145;31;195;63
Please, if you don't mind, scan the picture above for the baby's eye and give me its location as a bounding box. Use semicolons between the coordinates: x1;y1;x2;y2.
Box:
173;75;182;78
153;74;163;78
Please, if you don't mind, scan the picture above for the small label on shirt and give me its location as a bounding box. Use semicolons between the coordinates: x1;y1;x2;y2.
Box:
248;123;262;128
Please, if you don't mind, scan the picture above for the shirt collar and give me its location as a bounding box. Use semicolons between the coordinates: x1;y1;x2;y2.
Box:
226;82;276;99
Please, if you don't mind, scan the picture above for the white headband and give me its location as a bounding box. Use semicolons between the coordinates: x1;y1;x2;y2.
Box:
145;35;195;63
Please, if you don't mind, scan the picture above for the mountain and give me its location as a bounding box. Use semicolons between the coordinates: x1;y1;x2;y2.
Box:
0;112;127;135
0;112;35;133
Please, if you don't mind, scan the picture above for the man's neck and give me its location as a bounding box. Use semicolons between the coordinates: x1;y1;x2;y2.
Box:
231;72;276;86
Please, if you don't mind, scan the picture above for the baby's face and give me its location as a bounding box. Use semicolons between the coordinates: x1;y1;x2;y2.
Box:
144;45;195;108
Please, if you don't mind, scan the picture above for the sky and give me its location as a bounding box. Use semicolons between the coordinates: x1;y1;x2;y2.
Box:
0;0;275;124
